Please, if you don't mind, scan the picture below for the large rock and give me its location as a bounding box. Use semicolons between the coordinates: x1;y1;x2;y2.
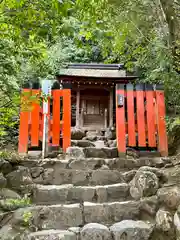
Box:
6;166;33;190
84;131;100;141
174;205;180;239
0;188;21;199
66;147;85;159
0;173;7;188
27;230;77;240
140;196;158;218
122;170;137;183
130;171;159;200
71;128;86;140
0;225;28;240
110;220;153;240
81;223;112;240
105;128;116;140
30;167;44;178
157;186;180;210
138;166;167;183
0;160;12;175
156;209;175;237
162;166;180;186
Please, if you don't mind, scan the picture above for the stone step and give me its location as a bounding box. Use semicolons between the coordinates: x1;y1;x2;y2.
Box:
66;147;119;159
32;183;130;205
66;147;161;159
27;230;77;240
26;220;153;240
21;156;166;172
10;199;151;230
32;169;126;186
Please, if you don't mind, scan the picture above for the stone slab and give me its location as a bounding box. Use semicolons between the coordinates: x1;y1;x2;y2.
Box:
11;204;83;229
83;201;140;225
27;230;77;240
32;183;130;204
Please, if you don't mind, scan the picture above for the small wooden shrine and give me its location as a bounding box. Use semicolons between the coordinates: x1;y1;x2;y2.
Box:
56;63;136;130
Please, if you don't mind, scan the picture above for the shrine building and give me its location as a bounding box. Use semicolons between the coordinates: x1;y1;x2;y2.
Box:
56;63;136;130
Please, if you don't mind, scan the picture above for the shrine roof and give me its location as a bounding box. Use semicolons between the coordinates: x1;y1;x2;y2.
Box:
56;63;137;79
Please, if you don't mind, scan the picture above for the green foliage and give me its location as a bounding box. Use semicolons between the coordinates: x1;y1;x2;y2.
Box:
0;0;180;147
0;197;31;211
23;211;33;227
73;0;180;109
0;150;23;163
166;116;180;155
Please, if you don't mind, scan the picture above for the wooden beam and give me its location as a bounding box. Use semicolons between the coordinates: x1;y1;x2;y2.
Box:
109;88;114;127
76;89;80;128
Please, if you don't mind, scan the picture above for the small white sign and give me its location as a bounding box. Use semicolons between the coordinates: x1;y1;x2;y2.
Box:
41;80;51;114
41;79;52;158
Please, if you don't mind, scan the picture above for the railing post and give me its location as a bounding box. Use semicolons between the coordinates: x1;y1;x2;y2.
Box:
116;84;126;156
155;84;168;156
18;89;31;154
63;88;71;152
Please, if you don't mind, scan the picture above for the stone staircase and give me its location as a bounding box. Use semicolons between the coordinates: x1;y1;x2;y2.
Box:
0;133;177;239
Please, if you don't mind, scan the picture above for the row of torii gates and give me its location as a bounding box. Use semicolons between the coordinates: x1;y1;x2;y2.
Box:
18;80;168;157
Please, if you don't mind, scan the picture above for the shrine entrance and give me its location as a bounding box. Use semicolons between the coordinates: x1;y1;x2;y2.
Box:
80;88;109;130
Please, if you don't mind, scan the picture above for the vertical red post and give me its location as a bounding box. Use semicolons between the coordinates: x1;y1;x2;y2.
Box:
52;90;61;146
31;89;40;146
62;89;71;152
126;84;136;146
47;97;51;145
145;84;156;147
136;84;146;147
155;85;168;156
18;89;31;154
116;84;126;155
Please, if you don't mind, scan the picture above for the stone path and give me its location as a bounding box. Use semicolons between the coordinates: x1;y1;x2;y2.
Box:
0;132;178;239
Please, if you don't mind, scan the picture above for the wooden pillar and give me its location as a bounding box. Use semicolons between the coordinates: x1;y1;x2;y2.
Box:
81;99;85;127
104;108;108;129
76;89;80;128
109;88;114;127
